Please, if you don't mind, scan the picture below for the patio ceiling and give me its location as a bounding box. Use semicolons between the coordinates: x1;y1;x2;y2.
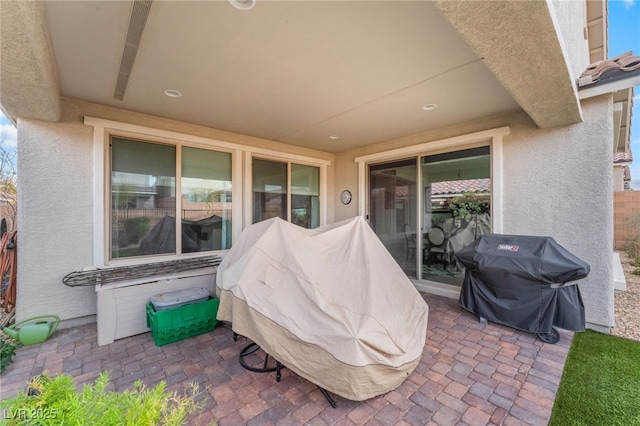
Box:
1;1;583;153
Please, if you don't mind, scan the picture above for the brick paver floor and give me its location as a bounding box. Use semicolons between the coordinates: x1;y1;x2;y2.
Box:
0;294;572;425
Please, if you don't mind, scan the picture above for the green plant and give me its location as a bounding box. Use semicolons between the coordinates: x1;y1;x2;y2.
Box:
449;193;490;218
631;256;640;275
624;213;640;260
0;371;206;425
0;336;21;373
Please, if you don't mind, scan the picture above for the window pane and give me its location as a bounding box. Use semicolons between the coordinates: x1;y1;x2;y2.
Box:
422;146;491;286
182;147;232;252
253;159;287;223
291;164;320;228
111;138;176;258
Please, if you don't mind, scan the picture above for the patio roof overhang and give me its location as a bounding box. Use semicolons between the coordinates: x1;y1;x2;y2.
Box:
432;1;583;129
1;1;585;152
0;1;61;123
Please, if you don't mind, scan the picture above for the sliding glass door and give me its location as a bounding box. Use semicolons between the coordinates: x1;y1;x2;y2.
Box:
369;160;418;278
421;147;491;286
368;147;491;287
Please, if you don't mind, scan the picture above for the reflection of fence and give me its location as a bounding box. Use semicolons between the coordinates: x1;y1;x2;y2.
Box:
113;209;232;227
112;208;233;254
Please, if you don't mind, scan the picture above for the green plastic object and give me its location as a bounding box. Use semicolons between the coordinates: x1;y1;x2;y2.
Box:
146;298;219;346
1;314;60;345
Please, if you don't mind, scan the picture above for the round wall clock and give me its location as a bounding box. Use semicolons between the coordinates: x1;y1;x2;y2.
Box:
340;190;352;205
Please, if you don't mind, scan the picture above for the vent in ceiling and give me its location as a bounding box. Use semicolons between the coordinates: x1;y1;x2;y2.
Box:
114;0;153;101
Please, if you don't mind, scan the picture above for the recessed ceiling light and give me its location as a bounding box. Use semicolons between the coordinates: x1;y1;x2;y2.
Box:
329;135;340;140
422;103;437;111
163;89;182;98
228;0;256;10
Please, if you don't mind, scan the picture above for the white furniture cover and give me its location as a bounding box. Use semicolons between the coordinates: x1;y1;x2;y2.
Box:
216;216;429;401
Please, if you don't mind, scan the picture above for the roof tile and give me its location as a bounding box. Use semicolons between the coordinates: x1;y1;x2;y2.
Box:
579;51;640;87
431;178;490;195
614;150;633;164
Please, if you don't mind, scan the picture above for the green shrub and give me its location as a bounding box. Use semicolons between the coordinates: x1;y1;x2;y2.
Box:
0;336;21;373
0;372;206;425
625;239;640;262
624;213;640;261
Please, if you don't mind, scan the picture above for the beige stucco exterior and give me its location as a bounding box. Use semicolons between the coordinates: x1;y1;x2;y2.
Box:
333;98;614;331
5;0;620;334
16;98;337;327
16;94;615;331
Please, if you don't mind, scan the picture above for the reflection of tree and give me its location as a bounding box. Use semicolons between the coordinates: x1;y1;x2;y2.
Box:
113;184;141;208
0;130;17;231
189;189;227;204
449;193;490;219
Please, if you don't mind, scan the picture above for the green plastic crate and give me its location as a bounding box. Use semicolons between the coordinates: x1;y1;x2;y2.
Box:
146;297;219;346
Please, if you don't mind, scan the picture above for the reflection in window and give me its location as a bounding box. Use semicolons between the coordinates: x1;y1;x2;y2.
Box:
369;159;417;278
252;159;320;228
181;147;232;252
253;159;287;223
111;138;176;258
422;146;491;286
291;164;319;229
110;138;233;259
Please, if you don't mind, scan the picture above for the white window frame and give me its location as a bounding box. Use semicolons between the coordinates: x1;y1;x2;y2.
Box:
354;126;509;298
87;117;330;267
88;118;241;266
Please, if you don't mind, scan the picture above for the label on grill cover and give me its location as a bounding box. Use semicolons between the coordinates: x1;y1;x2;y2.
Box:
497;244;519;252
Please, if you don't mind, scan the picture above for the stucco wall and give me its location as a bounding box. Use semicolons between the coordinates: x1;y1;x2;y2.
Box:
613;166;626;192
16;98;335;325
17;119;96;324
550;0;590;78
503;97;613;330
334;97;614;330
17;95;614;330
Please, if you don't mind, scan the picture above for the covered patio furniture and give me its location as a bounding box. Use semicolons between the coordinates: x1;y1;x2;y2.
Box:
216;216;429;401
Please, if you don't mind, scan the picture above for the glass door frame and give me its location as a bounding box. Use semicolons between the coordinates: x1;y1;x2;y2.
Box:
355;127;509;298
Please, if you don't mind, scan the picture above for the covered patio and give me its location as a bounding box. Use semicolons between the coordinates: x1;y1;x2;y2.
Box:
0;294;571;425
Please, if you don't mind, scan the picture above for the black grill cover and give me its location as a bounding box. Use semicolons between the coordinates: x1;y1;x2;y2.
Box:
455;234;590;334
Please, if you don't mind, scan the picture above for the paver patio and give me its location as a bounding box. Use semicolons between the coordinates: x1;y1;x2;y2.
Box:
0;293;571;425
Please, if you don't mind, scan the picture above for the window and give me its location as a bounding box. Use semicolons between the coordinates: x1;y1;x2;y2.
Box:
252;159;287;223
291;164;320;229
252;158;320;228
110;137;232;259
181;147;232;253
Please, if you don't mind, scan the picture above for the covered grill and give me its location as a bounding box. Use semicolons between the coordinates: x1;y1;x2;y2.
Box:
454;234;590;343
